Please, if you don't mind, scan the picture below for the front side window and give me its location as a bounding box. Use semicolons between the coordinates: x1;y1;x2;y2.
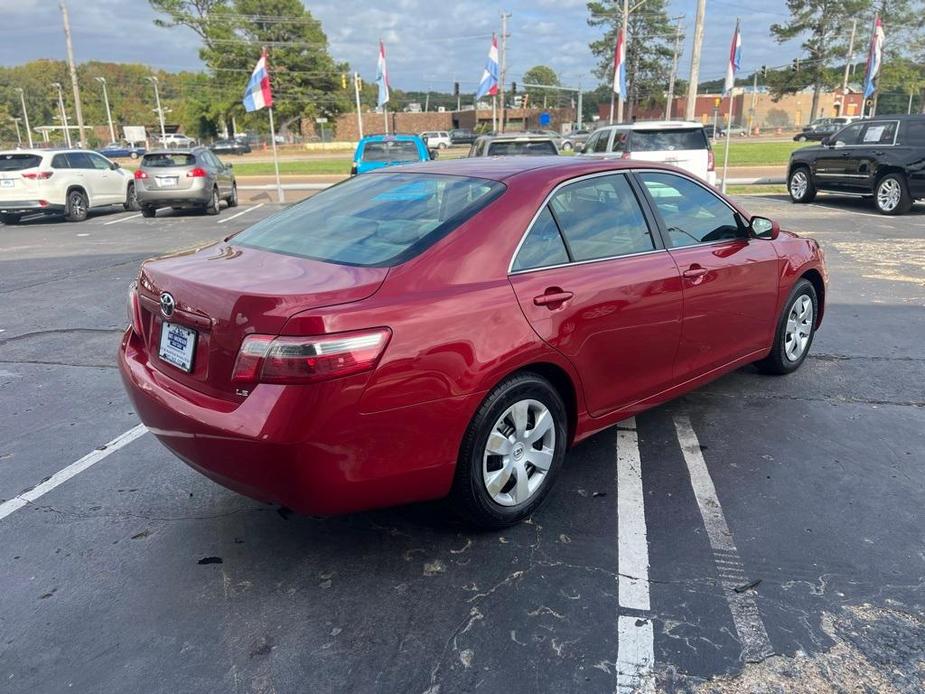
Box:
833;123;864;146
511;206;569;271
361;140;421;162
233;173;504;267
88;154;112;170
638;172;744;247
549;174;655;261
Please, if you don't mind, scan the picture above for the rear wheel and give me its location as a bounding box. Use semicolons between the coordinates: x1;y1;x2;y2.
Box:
123;182;140;211
450;372;567;529
65;189;89;222
205;187;221;216
755;278;817;375
788;167;816;204
227;183;238;208
0;212;21;225
874;174;912;215
140;206;156;218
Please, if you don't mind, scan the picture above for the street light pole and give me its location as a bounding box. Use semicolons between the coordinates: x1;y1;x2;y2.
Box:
616;0;629;123
146;76;167;143
11;117;22;147
96;77;116;143
51;82;71;148
665;17;684;120
15;88;33;148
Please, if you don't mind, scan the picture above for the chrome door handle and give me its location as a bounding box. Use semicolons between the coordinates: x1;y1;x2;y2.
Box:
682;266;708;279
533;291;574;306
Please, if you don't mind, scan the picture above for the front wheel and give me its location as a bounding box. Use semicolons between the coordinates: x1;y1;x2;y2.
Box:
755;278;818;375
875;174;912;215
450;372;567;529
0;212;21;225
65;189;89;222
788;167;816;204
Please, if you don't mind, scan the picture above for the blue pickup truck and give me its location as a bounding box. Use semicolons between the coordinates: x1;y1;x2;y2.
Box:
351;134;435;175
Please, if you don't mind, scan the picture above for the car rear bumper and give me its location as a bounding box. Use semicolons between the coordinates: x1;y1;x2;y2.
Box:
118;328;468;516
136;178;211;207
0;200;65;214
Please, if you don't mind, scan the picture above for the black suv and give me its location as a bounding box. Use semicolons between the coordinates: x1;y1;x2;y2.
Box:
449;129;477;145
788;114;925;215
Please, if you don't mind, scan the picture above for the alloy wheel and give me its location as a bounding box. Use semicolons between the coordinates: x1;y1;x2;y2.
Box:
482;399;556;507
877;178;901;212
784;294;813;361
70;192;86;217
790;170;808;200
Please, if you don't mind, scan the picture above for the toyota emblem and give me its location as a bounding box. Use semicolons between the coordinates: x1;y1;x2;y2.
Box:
159;292;176;318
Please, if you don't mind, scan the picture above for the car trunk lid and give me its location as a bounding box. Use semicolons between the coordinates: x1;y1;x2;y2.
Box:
135;242;388;399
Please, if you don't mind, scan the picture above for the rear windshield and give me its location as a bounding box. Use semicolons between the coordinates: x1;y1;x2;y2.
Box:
361;141;421;162
0;154;42;171
630;128;708;152
486;140;558;156
142;153;195;167
233;173;505;267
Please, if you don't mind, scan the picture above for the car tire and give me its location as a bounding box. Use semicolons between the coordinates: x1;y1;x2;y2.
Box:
123;183;141;211
788;166;816;204
140;206;156;218
227;183;239;208
874;173;912;215
65;189;89;222
439;143;447;150
755;278;818;375
130;152;139;160
449;372;567;529
205;187;221;216
0;212;21;225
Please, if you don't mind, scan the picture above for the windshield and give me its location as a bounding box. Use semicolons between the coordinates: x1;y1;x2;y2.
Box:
630;129;708;152
233;173;505;267
0;154;42;171
486;140;558;156
142;153;196;167
361;140;421;162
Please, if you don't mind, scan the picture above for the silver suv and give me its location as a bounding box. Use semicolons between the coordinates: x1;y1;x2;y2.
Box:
135;148;237;217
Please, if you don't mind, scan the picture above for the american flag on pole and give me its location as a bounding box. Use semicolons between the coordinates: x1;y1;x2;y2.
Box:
612;28;627;96
863;15;885;100
242;49;272;112
475;34;500;100
376;40;390;106
724;20;742;95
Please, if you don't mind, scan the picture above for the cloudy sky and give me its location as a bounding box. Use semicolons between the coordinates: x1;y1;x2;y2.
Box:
1;0;807;91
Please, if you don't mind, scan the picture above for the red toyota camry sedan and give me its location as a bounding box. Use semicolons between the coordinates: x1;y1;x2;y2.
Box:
119;157;827;528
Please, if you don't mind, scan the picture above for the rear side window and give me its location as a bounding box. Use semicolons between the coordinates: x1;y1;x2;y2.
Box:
512;206;569;271
51;154;70;169
362;141;421;162
629;128;707;152
143;153;195;167
486;140;557;156
902;119;925;146
65;152;95;169
233;173;505;267
0;154;42;171
860;121;897;145
549;174;655;261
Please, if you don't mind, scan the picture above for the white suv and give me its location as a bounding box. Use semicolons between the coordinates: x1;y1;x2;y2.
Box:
421;131;451;149
581;121;716;186
0;149;137;224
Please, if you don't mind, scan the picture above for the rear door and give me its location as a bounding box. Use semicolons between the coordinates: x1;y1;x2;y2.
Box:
635;171;780;380
627;128;711;180
847;120;899;192
508;172;683;416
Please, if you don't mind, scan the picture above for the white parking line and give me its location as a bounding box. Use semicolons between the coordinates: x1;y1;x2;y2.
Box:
217;203;263;224
104;213;143;226
673;415;773;663
0;424;147;522
615;417;655;693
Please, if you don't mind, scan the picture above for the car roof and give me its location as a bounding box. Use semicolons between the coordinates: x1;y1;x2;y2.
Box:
142;148;203;156
474;133;557;142
600;120;706;131
360;134;423;143
380;155;674;182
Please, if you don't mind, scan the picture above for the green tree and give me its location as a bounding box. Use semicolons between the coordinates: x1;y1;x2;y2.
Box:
522;65;560;108
587;0;677;120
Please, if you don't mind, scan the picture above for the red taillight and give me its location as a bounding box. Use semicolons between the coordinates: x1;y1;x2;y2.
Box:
134;169;148;180
127;282;144;337
187;167;208;178
232;328;391;385
708;149;715;172
22;171;53;180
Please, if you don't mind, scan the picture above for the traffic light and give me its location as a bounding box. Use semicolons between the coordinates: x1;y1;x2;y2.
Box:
761;65;767;79
792;58;800;73
453;81;459;97
341;73;347;89
511;81;517;95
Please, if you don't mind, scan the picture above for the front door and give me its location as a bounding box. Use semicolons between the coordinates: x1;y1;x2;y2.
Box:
508;173;683;416
813;122;865;192
635;171;781;380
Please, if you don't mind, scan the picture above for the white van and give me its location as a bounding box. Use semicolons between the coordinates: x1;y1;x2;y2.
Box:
581;121;716;186
421;131;451;149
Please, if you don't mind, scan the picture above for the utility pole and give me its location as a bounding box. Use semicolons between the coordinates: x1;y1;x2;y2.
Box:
11;117;22;147
51;82;71;148
685;0;706;121
665;17;683;120
15;88;33;148
616;0;630;123
747;72;758;135
95;77;116;143
60;1;85;148
842;18;857;95
353;72;364;139
577;81;583;129
145;76;167;143
499;11;511;133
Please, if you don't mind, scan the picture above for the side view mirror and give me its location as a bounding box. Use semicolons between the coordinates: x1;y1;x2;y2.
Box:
429;148;439;160
750;216;779;240
111;162;120;170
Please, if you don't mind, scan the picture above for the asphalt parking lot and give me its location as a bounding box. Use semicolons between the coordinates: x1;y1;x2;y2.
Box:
1;195;923;693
